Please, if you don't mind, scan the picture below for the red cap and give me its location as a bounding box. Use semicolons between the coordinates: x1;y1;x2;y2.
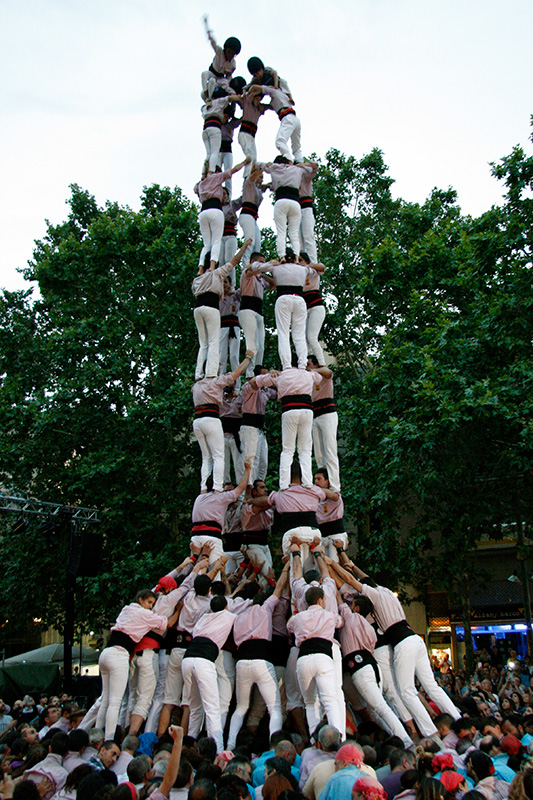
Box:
336;744;363;767
440;772;465;792
432;753;454;773
155;576;177;593
352;776;387;800
501;734;523;756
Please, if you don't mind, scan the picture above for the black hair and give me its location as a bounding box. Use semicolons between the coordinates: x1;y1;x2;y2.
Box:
68;728;89;751
290;462;301;482
135;589;156;604
305;586;324;606
229;76;246;93
50;732;69;757
308;355;320;367
210;595;227;612
198;736;217;762
210;580;227;597
253;365;265;376
299;252;310;263
194;574;212;597
224;37;241;55
353;595;374;618
303;569;320;585
274;156;290;165
247;56;264;75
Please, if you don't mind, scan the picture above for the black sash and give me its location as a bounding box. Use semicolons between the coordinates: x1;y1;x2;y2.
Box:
108;630;136;655
240;296;263;314
194;403;220;419
300;196;314;209
195;291;220;309
318;518;345;537
223;531;243;550
298;637;332;659
241;201;259;219
220;140;232;153
241;412;264;429
201;198;222;211
221;314;239;328
203;117;222;130
278;107;296;120
236;638;273;662
271;635;290;667
277;510;318;533
275;187;300;202
191;519;223;539
304;290;324;309
280;394;312;413
242;528;269;545
384;620;415;647
184;636;219;662
313;397;336;418
241;120;258;137
276;285;303;298
209;64;224;78
343;649;380;684
223;223;237;237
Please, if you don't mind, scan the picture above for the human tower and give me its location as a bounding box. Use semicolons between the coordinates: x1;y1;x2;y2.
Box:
94;19;463;757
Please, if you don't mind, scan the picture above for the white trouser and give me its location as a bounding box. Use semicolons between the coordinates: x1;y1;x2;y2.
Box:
224;434;244;484
220;236;237;267
285;646;304;711
219;325;240;374
306;305;326;367
190;535;224;567
282;526;321;575
351;664;413;748
240;425;268;481
297;652;342;733
215;650;236;729
373;644;412;722
162;647;186;706
238;310;265;376
182;656;224;753
227;659;282;750
275;295;307;370
194;306;220;379
239;214;261;266
145;649;169;732
193;416;225;492
276;114;302;162
128;649;157;720
392;635;461;736
198;208;224;265
201;71;229;101
280;408;313;489
202;127;222;173
238;131;257;177
243;544;272;576
300;207;317;262
96;646;130;739
217;151;233;197
322;532;348;561
332;641;346;738
224;549;245;574
274;198;301;258
312;412;340;492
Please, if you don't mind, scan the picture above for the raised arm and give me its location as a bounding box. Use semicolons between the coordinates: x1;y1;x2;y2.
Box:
290;541;303;581
312;544;330;582
328;560;364;592
230;350;254;382
274;562;290;598
230;238;253;268
159;725;184;797
230;156;252;176
233;460;252;499
203;15;218;52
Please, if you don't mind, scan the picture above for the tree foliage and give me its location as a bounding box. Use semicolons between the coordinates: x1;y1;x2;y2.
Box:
1;123;532;645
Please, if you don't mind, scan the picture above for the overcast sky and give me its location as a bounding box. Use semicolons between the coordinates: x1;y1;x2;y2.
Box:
1;0;532;292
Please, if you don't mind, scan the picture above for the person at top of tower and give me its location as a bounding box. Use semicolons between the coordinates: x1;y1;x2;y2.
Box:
201;15;241;102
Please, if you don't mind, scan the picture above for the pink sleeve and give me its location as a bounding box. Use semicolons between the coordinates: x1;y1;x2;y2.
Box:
255;373;275;389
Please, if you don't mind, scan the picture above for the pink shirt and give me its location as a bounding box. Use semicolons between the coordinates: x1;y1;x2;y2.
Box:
241;95;269;125
241;505;274;532
240;265;269;298
194;170;233;203
220;393;242;420
241;381;276;414
338;604;377;655
304;270;321;292
111;603;168;642
316;493;344;525
269;262;315;288
233;594;279;646
192;260;234;298
201;97;229;120
299;163;319;197
260;85;294;113
192;489;239;526
178;590;211;634
192;373;235;408
223;199;242;225
256;163;311;192
286;604;343;646
224;499;243;536
192;608;236;648
311;373;334;402
211;45;236;78
220;290;241;317
360;584;406;633
255;368;320;399
292;576;337;613
268;483;325;513
242;179;264;205
272;595;290;637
